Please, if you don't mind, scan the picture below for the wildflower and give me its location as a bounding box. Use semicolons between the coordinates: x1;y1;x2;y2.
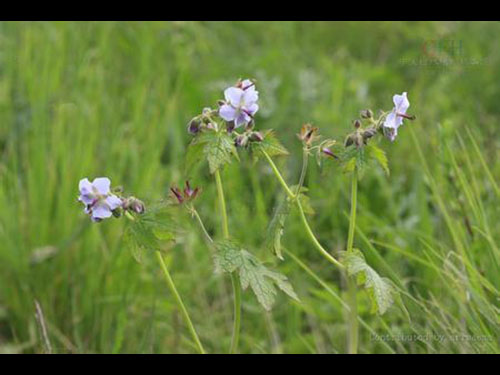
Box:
171;181;200;204
383;92;413;142
219;79;259;128
78;177;123;222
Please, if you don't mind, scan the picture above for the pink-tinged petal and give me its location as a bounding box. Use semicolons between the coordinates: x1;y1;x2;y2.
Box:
234;112;250;128
91;202;112;220
105;195;122;210
219;104;237;121
224;87;244;106
79;178;93;195
393;92;409;114
92;177;111;195
245;103;259;116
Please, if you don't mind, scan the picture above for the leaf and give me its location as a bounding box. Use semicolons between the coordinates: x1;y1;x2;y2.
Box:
252;130;289;160
266;195;292;260
366;144;390;176
124;202;177;263
341;249;395;315
213;240;299;311
204;132;239;174
185;139;205;175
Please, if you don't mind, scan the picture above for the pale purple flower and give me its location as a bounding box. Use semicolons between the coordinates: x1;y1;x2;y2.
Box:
219;79;259;128
383;92;410;142
78;177;122;222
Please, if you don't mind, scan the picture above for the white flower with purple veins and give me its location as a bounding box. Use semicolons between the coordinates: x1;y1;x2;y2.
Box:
383;92;410;142
78;177;122;222
219;79;259;128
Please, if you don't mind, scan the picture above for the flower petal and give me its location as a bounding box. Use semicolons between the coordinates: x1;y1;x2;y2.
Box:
91;202;112;220
92;177;111;195
79;194;94;205
245;103;259;116
224;87;244;106
393;92;409;114
234;112;250;128
79;178;93;195
383;112;398;129
105;195;122;210
219;104;237;122
242;88;258;104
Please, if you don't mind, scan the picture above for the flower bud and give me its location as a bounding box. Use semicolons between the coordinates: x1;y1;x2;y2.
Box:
187;118;200;134
249;131;264;142
123;197;145;214
362;127;377;140
354;120;361;129
360;109;373;119
235;134;249;147
322;147;337;159
245;120;255;131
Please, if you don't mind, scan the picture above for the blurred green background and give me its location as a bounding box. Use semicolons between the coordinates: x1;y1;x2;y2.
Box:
1;21;499;353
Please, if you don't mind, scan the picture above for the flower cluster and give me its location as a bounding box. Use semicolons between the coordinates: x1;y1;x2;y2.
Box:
78;178;123;222
219;79;259;130
78;177;145;222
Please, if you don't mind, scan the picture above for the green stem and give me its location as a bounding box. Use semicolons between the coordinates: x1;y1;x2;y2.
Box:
190;206;213;244
155;251;206;354
346;169;359;354
125;211;205;354
214;169;241;354
261;149;296;199
261;148;344;270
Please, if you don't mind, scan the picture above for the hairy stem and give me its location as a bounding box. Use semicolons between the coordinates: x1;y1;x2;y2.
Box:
346;169;359;354
214;169;241;354
261;148;344;270
190;206;213;244
155;251;206;354
125;211;205;354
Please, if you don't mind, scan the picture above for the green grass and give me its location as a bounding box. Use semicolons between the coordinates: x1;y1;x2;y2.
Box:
1;21;500;353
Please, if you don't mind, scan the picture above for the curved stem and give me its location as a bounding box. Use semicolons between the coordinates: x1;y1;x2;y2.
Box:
125;211;205;354
261;148;344;270
214;169;241;354
261;149;296;199
155;251;206;354
295;147;309;195
346;169;359;354
190;206;213;244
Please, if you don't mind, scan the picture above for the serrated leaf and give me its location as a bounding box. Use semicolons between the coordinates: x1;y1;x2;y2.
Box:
252;130;289;160
124;202;177;262
185;139;205;175
204;132;238;174
341;249;395;315
366;144;389;176
213;240;299;311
